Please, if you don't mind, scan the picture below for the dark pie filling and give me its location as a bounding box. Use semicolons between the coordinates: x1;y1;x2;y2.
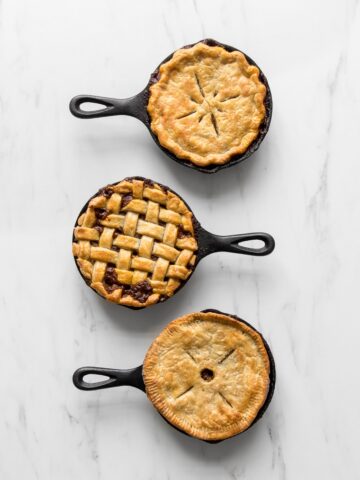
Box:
121;194;133;209
104;267;119;291
123;280;153;303
143;178;156;188
150;70;161;85
94;208;108;220
98;186;114;198
177;225;192;239
103;267;153;303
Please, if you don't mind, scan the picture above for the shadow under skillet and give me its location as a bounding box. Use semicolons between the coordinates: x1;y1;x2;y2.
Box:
91;265;205;334
82;380;273;460
157;134;272;204
73;106;272;206
145;402;271;459
91;257;276;336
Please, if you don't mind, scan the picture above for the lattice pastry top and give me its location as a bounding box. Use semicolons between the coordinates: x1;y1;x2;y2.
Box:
72;178;198;308
148;42;266;167
143;311;271;441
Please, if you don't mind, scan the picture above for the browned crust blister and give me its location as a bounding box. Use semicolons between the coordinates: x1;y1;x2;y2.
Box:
143;312;270;441
148;43;266;167
72;178;198;308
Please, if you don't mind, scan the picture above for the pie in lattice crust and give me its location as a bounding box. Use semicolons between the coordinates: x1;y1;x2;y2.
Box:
72;178;198;308
143;311;270;441
147;42;267;167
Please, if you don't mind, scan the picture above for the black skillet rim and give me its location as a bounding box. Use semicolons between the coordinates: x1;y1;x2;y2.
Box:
72;176;201;310
149;308;276;443
144;38;272;174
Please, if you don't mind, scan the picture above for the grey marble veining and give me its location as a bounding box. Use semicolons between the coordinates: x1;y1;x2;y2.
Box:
1;0;360;478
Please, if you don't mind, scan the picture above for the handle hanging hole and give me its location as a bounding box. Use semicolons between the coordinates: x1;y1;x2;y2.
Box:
83;374;110;383
237;239;265;249
80;102;108;112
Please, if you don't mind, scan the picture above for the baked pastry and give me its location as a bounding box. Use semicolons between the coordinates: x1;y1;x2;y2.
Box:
148;41;267;167
72;178;198;308
143;311;271;441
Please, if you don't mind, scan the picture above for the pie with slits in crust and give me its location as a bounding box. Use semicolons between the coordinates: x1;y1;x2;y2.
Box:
143;311;271;441
72;178;198;308
148;41;267;167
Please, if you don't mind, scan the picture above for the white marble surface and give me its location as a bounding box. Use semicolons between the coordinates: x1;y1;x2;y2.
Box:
1;0;360;478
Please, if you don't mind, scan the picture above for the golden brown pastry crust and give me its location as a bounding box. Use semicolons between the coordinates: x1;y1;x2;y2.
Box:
72;178;198;308
143;312;270;441
148;42;266;167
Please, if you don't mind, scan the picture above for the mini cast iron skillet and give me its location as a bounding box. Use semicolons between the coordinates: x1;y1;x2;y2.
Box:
73;177;275;309
69;39;272;174
73;309;276;443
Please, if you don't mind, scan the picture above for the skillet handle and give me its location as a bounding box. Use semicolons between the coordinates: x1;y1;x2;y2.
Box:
69;91;147;121
72;365;145;392
199;231;275;257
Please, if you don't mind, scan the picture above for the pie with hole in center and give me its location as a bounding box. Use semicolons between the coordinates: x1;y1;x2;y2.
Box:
147;42;267;167
72;178;198;308
143;311;271;441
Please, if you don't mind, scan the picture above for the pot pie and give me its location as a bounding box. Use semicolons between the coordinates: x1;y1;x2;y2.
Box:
72;178;198;308
143;311;271;441
148;42;267;167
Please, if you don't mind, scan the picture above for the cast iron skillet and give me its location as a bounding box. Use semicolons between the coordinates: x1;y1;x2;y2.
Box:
73;177;275;309
69;39;272;174
73;309;276;443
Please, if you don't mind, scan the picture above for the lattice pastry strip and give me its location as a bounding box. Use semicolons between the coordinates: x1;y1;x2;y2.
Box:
72;178;198;308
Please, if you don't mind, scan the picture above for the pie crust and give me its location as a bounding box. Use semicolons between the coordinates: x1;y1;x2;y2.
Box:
72;178;198;308
143;311;270;441
148;42;267;167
